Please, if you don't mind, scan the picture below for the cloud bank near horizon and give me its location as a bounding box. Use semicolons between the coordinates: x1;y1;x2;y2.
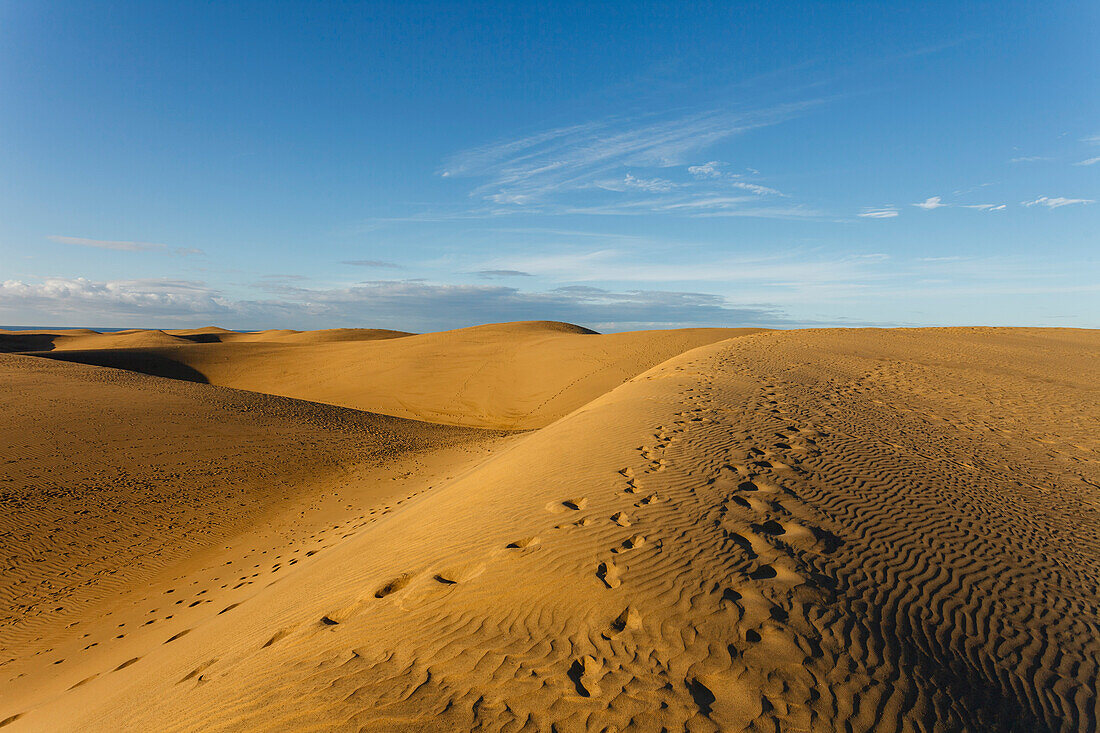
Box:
0;277;798;332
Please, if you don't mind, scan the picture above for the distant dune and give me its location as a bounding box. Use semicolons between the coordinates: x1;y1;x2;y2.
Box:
1;324;1097;732
21;321;761;428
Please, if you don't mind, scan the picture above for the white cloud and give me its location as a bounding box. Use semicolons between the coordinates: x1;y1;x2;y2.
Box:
911;197;1004;212
858;208;899;218
913;196;946;210
47;235;204;256
0;277;227;317
1022;196;1094;209
607;173;678;193
1009;156;1049;163
688;161;723;179
1074;156;1100;166
487;192;534;205
729;181;781;196
0;276;794;331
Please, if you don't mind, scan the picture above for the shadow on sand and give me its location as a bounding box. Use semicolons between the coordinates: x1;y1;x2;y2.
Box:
28;349;211;384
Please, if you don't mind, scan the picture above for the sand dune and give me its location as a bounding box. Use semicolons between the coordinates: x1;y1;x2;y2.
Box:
2;325;1098;731
0;328;192;352
0;352;509;715
0;325;410;351
25;321;759;428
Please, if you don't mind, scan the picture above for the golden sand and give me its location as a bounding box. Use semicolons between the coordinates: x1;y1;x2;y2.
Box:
1;324;1097;731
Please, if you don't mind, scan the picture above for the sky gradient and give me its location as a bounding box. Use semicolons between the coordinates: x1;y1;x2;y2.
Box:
1;1;1097;331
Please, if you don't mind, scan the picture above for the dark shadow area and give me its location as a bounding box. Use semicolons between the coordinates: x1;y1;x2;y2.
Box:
565;660;589;697
685;677;716;716
174;333;226;344
0;334;63;352
29;350;211;384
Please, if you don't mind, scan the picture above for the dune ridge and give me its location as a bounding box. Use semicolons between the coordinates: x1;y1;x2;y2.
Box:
1;325;1097;731
20;322;760;428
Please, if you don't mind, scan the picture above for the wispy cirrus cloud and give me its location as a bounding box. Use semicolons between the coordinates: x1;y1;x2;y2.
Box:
47;235;204;256
595;173;679;193
1022;196;1093;209
474;269;533;278
482;249;893;288
858;207;899;218
912;196;1005;211
437;102;821;219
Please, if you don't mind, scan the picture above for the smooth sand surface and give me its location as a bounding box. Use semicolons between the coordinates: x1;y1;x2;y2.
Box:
17;321;761;428
1;324;1098;731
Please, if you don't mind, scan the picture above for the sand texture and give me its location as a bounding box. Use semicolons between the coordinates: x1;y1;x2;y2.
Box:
1;324;1097;732
11;322;760;429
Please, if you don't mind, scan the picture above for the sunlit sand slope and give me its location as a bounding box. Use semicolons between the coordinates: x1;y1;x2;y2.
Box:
7;327;1096;732
0;353;505;711
29;322;760;428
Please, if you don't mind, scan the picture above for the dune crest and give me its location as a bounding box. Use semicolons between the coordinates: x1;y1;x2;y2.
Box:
23;322;760;428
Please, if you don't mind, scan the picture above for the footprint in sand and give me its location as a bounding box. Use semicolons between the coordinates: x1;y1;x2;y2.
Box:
178;658;219;684
569;655;604;697
737;479;779;494
506;536;540;550
434;562;485;585
68;674;98;690
604;605;642;637
597;561;622;589
612;534;646;553
610;511;631;527
548;498;588;513
374;573;412;598
748;560;803;584
261;628;292;649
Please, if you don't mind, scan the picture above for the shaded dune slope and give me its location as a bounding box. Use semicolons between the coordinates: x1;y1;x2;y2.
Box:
5;328;1096;731
27;322;759;429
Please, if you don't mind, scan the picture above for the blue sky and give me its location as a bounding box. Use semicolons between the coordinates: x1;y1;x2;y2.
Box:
1;1;1097;331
